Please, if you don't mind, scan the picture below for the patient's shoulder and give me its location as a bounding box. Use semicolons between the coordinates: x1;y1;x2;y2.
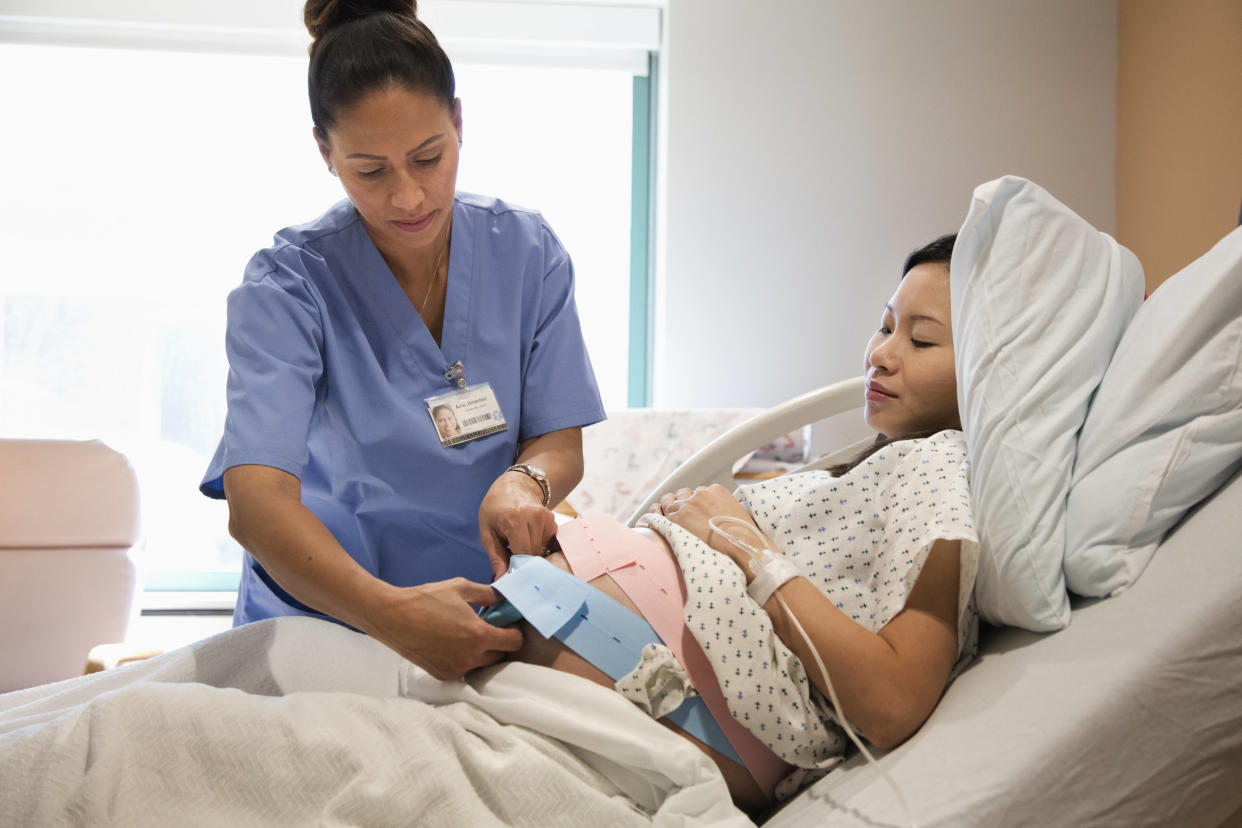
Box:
737;431;968;509
876;429;967;468
843;430;970;507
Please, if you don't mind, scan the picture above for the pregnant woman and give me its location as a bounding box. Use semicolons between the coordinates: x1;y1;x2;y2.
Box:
497;234;976;812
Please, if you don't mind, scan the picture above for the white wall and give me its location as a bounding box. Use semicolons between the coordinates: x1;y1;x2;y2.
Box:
656;0;1117;408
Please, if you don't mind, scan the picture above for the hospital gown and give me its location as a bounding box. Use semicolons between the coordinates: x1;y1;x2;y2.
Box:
632;430;979;781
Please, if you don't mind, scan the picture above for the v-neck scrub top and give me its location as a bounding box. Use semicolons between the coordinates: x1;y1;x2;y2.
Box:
201;193;605;626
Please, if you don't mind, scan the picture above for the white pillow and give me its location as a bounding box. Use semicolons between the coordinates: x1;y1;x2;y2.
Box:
951;176;1144;632
1065;225;1242;597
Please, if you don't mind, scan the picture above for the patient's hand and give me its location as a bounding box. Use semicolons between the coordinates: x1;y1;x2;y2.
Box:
652;484;770;580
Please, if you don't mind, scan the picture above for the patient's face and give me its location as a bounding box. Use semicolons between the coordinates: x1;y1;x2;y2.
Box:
862;263;960;437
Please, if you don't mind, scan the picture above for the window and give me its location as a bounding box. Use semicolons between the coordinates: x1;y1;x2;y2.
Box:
0;20;654;594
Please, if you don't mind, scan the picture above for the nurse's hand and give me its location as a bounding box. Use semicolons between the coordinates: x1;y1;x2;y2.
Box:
478;473;558;579
369;579;522;681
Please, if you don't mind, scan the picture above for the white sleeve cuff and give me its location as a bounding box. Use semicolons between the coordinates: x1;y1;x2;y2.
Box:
747;551;801;607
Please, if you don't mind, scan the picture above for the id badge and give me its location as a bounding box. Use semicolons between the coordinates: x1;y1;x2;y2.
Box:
426;382;508;447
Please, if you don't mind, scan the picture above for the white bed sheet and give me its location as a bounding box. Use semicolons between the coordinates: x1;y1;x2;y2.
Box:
0;616;751;827
766;469;1242;827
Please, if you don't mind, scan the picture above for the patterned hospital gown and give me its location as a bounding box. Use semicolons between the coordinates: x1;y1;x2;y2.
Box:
626;430;979;784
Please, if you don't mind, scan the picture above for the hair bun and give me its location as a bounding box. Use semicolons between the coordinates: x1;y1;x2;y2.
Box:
304;0;418;42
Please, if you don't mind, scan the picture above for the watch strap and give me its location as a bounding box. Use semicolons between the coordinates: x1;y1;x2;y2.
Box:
506;463;551;507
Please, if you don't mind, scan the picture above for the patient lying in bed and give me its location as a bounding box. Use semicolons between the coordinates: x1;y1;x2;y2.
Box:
492;234;978;813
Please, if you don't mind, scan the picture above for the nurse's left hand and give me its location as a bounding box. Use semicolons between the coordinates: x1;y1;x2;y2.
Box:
479;473;558;578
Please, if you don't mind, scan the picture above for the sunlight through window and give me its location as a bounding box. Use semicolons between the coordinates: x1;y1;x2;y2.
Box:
0;42;638;590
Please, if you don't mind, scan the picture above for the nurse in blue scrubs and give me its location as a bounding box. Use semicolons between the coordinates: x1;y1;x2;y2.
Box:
200;0;605;680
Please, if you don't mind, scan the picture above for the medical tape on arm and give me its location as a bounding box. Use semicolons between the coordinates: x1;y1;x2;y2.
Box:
556;515;787;800
747;551;801;607
491;554;740;762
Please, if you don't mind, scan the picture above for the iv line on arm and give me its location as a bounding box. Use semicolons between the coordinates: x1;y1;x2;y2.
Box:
707;515;919;828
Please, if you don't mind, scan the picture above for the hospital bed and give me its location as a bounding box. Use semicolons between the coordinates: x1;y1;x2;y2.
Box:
0;377;1239;827
630;375;1242;827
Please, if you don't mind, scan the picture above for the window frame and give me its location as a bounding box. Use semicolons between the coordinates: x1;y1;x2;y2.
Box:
0;2;660;605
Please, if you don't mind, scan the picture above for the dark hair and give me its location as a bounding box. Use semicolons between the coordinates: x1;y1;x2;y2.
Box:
304;0;456;135
825;232;958;477
903;232;956;276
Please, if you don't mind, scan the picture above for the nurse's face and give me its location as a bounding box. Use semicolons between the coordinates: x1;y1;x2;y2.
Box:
316;85;462;263
862;263;960;438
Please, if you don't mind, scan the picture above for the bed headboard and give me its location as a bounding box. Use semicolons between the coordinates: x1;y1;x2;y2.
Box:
625;376;869;526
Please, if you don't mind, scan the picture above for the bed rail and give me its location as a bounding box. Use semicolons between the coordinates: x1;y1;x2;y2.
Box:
625;376;867;526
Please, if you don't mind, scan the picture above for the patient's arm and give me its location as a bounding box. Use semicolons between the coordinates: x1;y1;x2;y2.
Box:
762;539;961;749
654;483;960;749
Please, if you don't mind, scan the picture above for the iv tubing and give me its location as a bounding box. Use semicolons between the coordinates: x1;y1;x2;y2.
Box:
708;515;919;828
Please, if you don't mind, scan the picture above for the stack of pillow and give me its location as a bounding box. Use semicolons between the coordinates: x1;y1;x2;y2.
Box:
950;176;1242;632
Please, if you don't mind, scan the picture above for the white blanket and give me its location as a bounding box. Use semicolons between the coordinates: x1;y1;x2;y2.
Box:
0;617;751;827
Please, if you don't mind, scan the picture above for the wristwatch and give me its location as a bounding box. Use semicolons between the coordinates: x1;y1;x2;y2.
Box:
506;463;551;508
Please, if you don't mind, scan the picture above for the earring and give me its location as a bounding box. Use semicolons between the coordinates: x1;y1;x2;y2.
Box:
330;167;338;177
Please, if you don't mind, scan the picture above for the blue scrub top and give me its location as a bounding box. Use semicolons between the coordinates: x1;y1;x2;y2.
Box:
201;193;605;625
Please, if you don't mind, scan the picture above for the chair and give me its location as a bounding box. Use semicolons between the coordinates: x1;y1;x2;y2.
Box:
0;439;141;692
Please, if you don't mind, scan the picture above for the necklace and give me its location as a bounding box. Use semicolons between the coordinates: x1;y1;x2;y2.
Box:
418;219;452;317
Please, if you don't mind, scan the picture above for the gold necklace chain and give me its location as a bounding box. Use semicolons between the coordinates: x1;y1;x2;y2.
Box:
418;219;451;317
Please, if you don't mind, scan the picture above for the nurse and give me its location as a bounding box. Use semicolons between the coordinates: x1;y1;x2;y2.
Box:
200;0;605;680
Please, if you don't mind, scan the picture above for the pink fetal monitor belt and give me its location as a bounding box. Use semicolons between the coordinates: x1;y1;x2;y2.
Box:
556;514;787;799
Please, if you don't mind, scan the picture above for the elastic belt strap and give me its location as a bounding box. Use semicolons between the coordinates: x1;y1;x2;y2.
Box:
492;554;740;761
557;515;786;800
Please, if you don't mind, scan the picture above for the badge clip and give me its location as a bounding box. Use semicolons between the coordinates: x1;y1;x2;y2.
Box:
444;360;466;389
